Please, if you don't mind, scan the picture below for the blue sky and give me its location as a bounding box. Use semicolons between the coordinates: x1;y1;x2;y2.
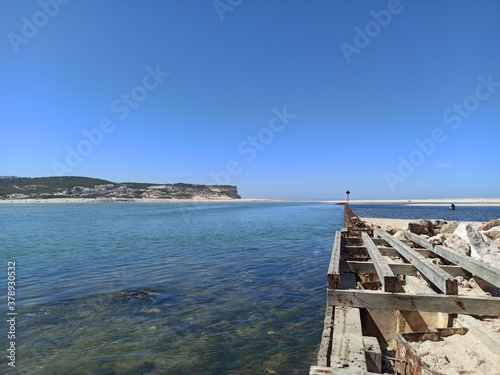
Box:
1;0;499;200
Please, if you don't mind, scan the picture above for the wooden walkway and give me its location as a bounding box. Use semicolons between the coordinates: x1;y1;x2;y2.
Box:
310;205;500;374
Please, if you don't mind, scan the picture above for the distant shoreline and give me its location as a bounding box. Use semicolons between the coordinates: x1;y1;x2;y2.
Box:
323;198;500;207
0;197;287;204
1;197;499;206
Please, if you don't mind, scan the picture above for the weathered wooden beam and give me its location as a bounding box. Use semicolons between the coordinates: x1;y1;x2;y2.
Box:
345;246;432;258
330;307;367;371
340;260;470;278
376;229;458;295
405;275;436;294
433;245;500;287
340;260;414;275
328;289;500;316
402;229;499;286
327;231;342;289
362;232;398;292
317;305;334;367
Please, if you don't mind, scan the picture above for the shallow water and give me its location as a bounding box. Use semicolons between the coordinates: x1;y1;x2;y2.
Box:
0;202;344;374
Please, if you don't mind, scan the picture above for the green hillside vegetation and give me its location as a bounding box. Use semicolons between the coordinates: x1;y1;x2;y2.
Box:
0;176;115;196
0;176;240;199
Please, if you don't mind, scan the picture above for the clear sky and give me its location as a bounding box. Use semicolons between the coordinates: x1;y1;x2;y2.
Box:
1;0;499;200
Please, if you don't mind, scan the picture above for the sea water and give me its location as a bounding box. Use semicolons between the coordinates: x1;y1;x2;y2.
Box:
351;203;500;222
0;202;344;375
1;202;498;375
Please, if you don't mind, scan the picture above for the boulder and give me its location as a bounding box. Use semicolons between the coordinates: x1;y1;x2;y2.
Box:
406;220;435;236
443;234;471;256
439;221;459;234
478;219;500;231
431;219;447;231
481;226;500;242
384;226;397;235
453;222;499;260
393;230;407;241
428;233;449;245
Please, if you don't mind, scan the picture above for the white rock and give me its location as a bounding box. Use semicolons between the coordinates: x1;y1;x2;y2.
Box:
440;221;459;234
453;222;499;261
443;234;471;256
393;230;407;241
481;226;500;242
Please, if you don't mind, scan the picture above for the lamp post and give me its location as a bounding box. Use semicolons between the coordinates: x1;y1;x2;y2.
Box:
346;190;350;205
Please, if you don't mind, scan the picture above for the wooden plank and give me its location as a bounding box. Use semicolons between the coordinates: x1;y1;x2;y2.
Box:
328;289;500;316
341;260;470;278
362;232;398;292
402;229;499;286
433;245;500;287
327;231;342;289
405;275;435;294
455;314;500;355
345;246;432;258
317;305;334;367
330;307;367;372
376;229;458;295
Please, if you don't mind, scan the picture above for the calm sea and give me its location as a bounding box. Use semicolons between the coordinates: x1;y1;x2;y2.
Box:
1;202;498;375
1;202;344;375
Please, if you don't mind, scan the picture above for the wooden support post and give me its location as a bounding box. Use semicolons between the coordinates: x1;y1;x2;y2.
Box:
327;231;342;289
376;229;458;295
401;276;449;331
361;232;398;292
363;336;382;373
330;306;368;372
328;289;500;315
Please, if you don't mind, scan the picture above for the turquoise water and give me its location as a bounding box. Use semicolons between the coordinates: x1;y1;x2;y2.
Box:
0;202;344;375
